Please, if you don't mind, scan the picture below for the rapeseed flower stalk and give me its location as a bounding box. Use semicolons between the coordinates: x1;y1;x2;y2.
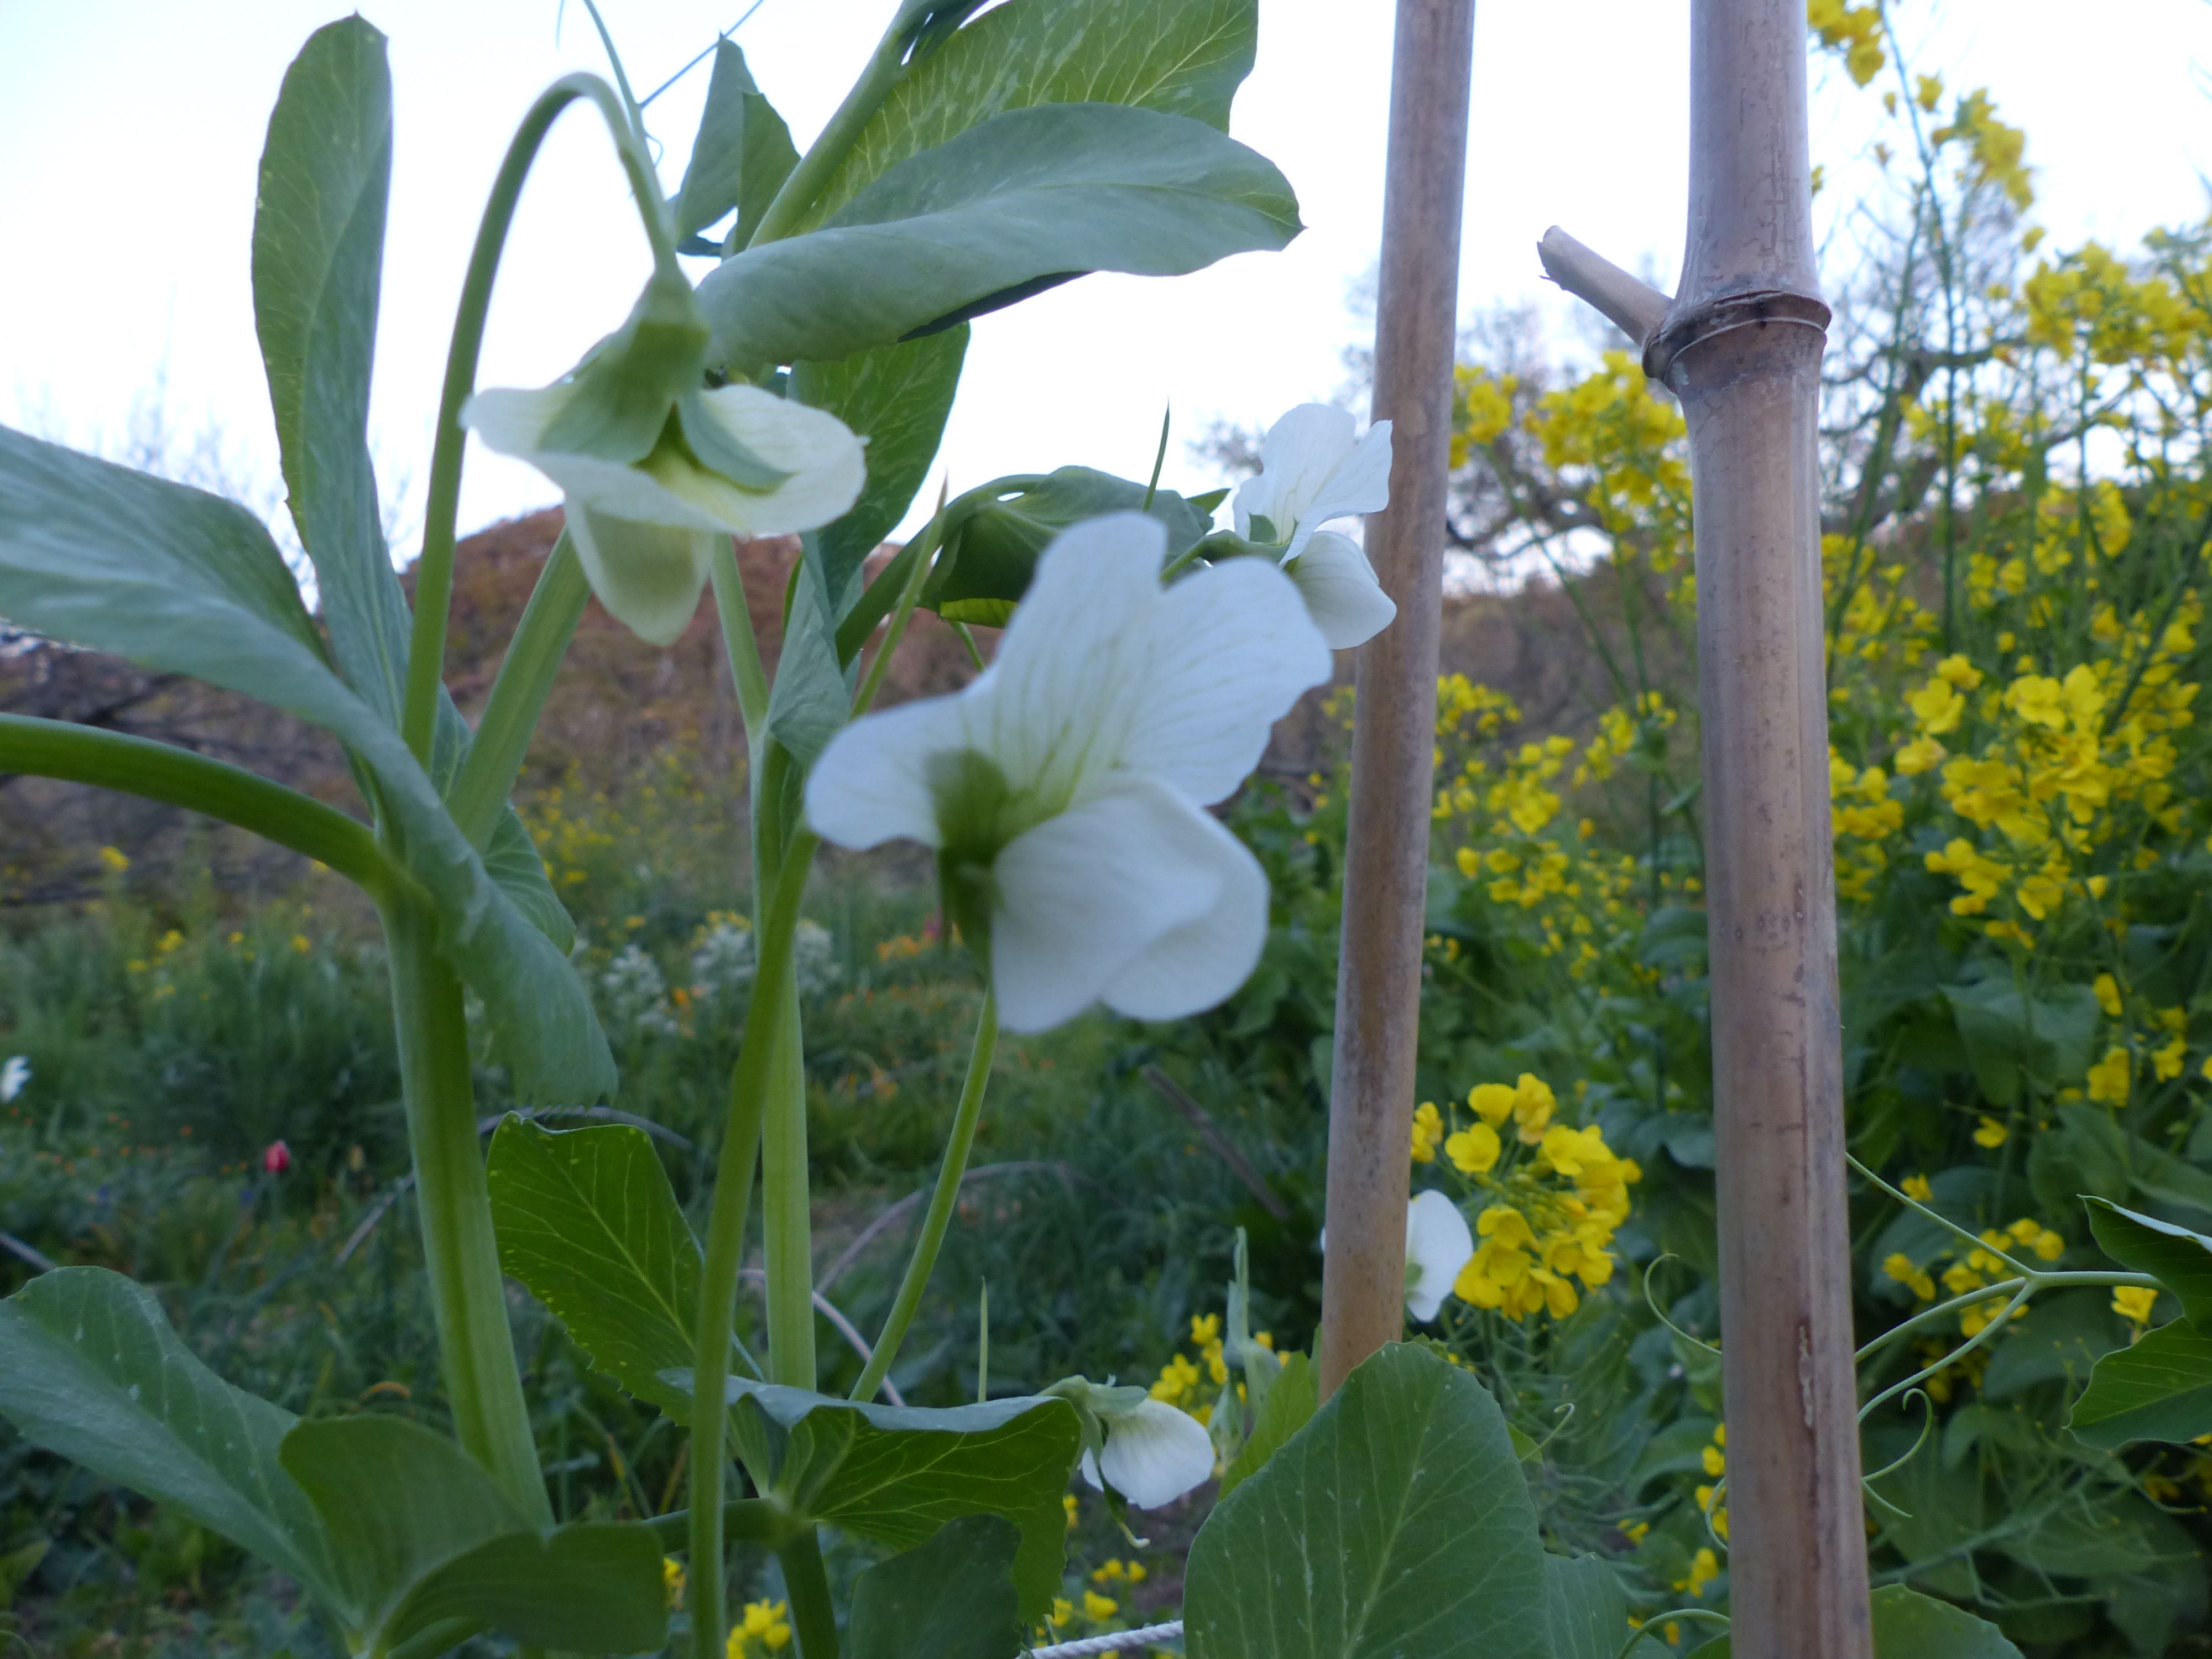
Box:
806;512;1331;1032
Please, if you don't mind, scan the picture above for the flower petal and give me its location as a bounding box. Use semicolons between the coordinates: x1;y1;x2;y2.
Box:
974;513;1165;806
988;778;1225;1034
1131;554;1332;802
1288;419;1392;557
652;385;866;536
1406;1189;1474;1323
1097;1399;1215;1509
1285;530;1397;650
1232;403;1356;542
804;693;972;851
466;388;731;533
1099;800;1268;1022
565;507;720;646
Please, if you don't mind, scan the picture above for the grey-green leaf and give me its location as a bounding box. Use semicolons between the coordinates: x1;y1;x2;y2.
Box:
1182;1342;1550;1659
1217;1349;1314;1500
799;0;1256;231
699;103;1298;371
2068;1318;2212;1448
791;326;970;612
675;39;799;247
677;1378;1079;1623
2084;1197;2212;1327
0;429;612;1102
385;1521;670;1655
1544;1554;1631;1659
765;544;852;772
1940;979;2100;1107
847;1515;1025;1659
487;1119;700;1413
253;15;412;726
0;1269;348;1618
922;466;1213;623
1685;1584;2021;1658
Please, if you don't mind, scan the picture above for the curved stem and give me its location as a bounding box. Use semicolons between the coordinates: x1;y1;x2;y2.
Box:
445;530;590;848
1613;1610;1730;1659
0;715;397;899
1854;1269;2156;1371
691;831;820;1659
849;993;999;1402
743;13;912;250
401;70;681;765
380;896;550;1524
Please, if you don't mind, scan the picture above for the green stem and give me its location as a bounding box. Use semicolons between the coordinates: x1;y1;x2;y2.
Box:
850;993;999;1401
762;965;816;1388
849;515;942;716
445;530;591;847
401;70;682;764
0;715;397;897
1613;1610;1730;1659
709;536;773;738
776;1527;840;1659
649;1499;789;1551
379;897;550;1524
691;833;818;1659
1855;1269;2156;1373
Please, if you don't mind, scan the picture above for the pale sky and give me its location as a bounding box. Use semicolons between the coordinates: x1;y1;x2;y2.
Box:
3;1;2209;558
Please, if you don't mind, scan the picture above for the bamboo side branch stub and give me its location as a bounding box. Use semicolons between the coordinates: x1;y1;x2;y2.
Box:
1316;0;1477;1400
1542;2;1872;1652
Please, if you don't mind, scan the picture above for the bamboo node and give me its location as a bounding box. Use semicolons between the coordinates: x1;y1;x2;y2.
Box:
1644;287;1832;385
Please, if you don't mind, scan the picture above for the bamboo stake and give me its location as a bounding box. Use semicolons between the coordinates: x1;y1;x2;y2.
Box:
1315;0;1476;1400
1542;2;1871;1652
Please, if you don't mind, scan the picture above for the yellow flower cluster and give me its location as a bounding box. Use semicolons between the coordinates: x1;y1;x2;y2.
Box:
1449;366;1517;467
1693;1423;1730;1543
1146;1312;1266;1427
726;1599;790;1657
1931;87;2033;211
1806;0;1885;87
1418;1075;1640;1320
1884;1216;2065;1335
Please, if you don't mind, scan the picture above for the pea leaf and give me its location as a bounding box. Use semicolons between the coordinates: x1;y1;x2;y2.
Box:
1544;1554;1631;1659
674;39;799;248
698;103;1298;371
671;1376;1080;1623
252;15;410;726
0;429;613;1103
0;1269;349;1620
2068;1318;2212;1448
2084;1197;2212;1327
486;1119;700;1413
1217;1349;1314;1500
791;326;970;611
799;0;1256;231
765;542;853;772
920;466;1214;625
281;1417;666;1655
1182;1342;1551;1659
1684;1585;2021;1658
847;1515;1025;1659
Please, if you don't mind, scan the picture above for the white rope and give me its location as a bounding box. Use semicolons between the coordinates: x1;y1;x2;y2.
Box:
1028;1621;1184;1657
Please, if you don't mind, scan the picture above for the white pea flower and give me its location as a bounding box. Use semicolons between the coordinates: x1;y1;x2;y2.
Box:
0;1055;28;1104
804;511;1331;1034
1405;1188;1474;1323
463;273;864;646
1232;403;1397;650
1081;1396;1218;1509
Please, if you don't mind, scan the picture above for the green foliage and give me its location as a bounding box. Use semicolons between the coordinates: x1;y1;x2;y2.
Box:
2069;1317;2212;1447
1684;1585;2023;1658
1184;1343;1551;1659
846;1514;1024;1659
672;40;798;250
697;103;1300;369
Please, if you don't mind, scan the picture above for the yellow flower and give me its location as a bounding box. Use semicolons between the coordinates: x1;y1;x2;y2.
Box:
1901;1174;1934;1202
1682;1546;1721;1598
1909;677;1968;734
1893;734;1946;775
2114;1286;2158;1326
662;1557;686;1610
1063;1494;1079;1529
1701;1443;1726;1478
1973;1115;2008;1149
1468;1083;1517;1126
2086;1047;2132;1107
728;1599;791;1657
1445;1121;1501;1176
1411;1101;1444;1164
1150;1353;1201;1404
1511;1073;1557;1144
1884;1252;1937;1301
1082;1590;1119;1621
97;845;131;873
2094;973;2122;1018
1047;1598;1074;1629
2154;1034;2189;1081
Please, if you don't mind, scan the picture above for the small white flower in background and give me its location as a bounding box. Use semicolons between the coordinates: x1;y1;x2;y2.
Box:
0;1055;28;1104
1405;1188;1474;1323
599;945;679;1038
690;917;841;1004
805;511;1331;1034
1082;1397;1217;1509
465;273;865;646
1232;403;1397;650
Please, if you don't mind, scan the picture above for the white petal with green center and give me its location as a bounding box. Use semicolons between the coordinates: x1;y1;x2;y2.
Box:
1285;529;1398;649
646;384;865;535
802;695;968;851
1232;403;1394;560
990;777;1239;1033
